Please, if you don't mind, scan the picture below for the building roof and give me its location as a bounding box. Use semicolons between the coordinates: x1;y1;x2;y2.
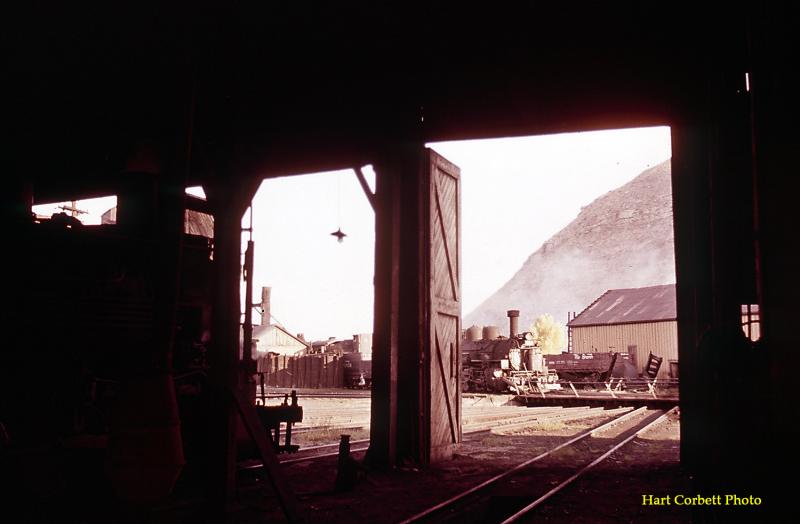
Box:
251;323;311;352
568;284;676;327
100;206;213;238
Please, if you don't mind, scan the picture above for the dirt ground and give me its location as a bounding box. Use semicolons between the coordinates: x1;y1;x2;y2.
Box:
164;395;769;523
228;398;668;523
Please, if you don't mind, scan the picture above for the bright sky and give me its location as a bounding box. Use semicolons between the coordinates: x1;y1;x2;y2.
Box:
32;196;117;225
432;127;672;314
252;126;671;341
33;126;671;343
248;168;377;342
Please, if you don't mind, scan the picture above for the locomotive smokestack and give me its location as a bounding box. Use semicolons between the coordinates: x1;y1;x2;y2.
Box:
507;309;520;338
261;286;271;326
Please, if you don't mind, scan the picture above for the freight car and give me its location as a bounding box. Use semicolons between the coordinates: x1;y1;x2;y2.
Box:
543;351;638;384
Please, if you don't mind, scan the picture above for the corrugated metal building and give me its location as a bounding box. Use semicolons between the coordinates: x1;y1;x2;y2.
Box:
252;324;310;356
568;284;677;379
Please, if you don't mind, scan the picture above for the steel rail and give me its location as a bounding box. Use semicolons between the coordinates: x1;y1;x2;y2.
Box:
290;423;368;436
500;406;678;523
281;407;600;458
398;406;651;524
490;406;633;434
273;438;371;459
279;446;370;465
265;406;654;470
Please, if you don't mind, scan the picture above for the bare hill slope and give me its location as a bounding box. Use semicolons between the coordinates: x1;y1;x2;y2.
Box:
465;159;675;331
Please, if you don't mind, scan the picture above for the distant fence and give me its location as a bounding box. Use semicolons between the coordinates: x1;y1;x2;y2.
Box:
256;353;345;388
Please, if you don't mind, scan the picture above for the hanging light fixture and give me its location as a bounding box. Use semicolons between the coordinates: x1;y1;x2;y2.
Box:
330;227;347;243
331;171;347;243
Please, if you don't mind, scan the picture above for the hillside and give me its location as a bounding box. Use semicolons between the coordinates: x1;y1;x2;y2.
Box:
465;159;675;332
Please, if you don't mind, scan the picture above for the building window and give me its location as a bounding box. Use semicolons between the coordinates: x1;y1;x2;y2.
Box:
741;304;760;342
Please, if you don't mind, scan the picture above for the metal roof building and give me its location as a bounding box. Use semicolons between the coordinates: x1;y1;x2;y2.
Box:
251;324;310;357
568;284;677;379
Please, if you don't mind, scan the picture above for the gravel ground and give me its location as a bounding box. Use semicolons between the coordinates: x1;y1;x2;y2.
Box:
220;398;720;523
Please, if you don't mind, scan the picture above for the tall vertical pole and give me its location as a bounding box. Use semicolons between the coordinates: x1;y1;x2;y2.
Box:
367;156;402;468
242;236;257;401
206;177;262;515
208;205;242;511
243;251;254;353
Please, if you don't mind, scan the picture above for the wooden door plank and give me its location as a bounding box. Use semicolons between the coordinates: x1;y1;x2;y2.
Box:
434;326;458;443
433;171;459;302
425;148;462;463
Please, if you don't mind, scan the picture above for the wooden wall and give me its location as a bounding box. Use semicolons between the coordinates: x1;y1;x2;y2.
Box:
256;353;372;389
571;320;678;379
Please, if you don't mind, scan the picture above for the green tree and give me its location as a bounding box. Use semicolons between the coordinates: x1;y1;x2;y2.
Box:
530;314;565;355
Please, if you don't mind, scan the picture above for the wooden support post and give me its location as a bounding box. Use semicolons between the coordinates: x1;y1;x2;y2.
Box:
242;239;256;401
569;382;579;397
368;146;462;467
204;175;261;514
749;13;800;510
206;205;242;511
648;378;658;399
153;168;186;374
671;122;714;472
366;153;402;467
353;166;377;212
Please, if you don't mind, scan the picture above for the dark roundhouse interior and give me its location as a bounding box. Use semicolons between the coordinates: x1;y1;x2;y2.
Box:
3;2;798;523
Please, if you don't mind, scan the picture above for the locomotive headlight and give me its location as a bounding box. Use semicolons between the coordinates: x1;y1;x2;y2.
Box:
492;369;503;378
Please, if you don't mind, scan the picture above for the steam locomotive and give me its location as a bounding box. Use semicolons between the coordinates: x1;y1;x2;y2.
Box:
462;317;561;394
463;310;640;394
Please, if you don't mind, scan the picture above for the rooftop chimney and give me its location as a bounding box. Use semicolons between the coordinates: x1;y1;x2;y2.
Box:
507;309;520;338
261;286;271;326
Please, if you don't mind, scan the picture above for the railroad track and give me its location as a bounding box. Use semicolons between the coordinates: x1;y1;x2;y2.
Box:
289;423;369;436
271;406;640;467
293;406;607;440
398;406;677;524
256;391;372;400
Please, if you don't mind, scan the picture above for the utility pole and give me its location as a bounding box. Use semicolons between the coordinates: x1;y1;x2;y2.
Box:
58;200;87;219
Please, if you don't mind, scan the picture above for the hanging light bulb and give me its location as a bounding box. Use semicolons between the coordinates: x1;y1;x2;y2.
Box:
330;228;347;243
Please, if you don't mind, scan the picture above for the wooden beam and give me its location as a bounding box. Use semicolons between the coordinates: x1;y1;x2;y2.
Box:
353;166;376;212
185;193;212;214
204;175;261;513
207;205;242;510
366;160;399;467
670;121;712;473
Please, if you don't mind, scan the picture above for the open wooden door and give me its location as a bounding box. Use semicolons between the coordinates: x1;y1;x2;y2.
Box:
422;148;462;463
368;145;461;467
